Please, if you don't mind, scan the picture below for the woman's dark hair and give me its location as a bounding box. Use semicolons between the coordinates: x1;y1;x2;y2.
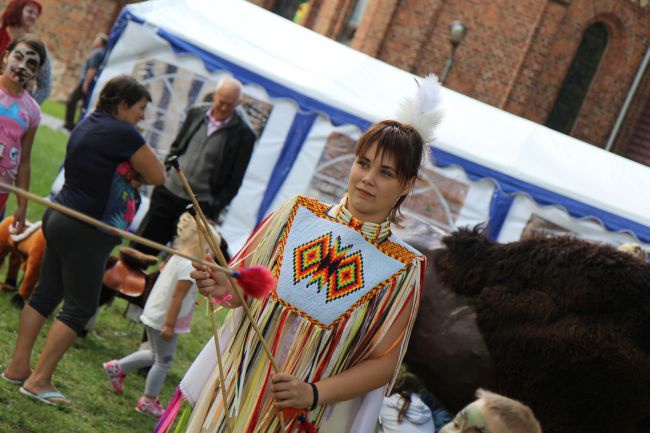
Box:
5;33;46;68
354;119;424;223
393;371;426;424
96;75;152;115
1;0;42;28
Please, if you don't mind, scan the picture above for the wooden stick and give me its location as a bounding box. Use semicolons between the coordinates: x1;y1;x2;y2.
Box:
0;181;284;429
195;221;233;433
169;160;283;373
0;182;238;277
170;160;286;432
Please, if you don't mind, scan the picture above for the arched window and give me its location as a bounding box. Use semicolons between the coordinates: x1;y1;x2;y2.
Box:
337;0;369;45
545;23;609;134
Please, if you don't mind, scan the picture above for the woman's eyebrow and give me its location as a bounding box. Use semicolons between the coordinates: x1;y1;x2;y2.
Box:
14;48;38;58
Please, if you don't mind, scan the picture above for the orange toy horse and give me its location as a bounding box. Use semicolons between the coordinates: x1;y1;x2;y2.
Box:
0;216;46;308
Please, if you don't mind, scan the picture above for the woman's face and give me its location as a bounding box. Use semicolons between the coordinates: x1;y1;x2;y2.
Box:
3;42;40;86
115;97;148;125
346;141;413;224
21;4;40;31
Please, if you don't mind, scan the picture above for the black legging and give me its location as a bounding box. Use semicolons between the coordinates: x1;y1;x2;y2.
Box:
64;83;85;130
131;185;209;256
28;209;119;334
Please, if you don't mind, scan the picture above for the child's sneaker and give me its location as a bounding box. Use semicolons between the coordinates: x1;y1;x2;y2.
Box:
135;395;164;418
102;360;125;394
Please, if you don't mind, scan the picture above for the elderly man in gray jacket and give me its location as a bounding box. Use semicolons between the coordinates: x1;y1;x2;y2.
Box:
133;77;255;256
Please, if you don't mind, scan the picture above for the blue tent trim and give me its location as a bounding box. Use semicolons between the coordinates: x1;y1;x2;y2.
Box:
256;112;318;224
487;189;515;240
107;9;144;50
98;10;371;131
432;147;650;243
157;29;370;130
82;8;145;113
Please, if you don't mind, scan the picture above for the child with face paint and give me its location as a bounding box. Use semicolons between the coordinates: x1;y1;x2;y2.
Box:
0;1;50;104
0;34;45;233
438;389;542;433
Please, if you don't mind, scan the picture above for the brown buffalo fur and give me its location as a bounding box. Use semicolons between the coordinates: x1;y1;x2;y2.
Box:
436;227;650;433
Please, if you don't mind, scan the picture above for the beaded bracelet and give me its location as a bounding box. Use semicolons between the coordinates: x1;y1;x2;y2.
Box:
309;382;319;411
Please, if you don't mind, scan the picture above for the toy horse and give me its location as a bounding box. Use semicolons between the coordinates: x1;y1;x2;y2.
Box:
0;216;46;308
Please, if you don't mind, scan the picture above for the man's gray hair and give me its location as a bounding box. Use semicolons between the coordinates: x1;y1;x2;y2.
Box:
214;76;243;102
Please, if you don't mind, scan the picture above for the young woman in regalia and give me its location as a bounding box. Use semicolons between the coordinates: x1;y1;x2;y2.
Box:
156;76;443;433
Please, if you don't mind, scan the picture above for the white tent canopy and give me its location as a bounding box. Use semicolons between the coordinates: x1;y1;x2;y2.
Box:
90;0;650;252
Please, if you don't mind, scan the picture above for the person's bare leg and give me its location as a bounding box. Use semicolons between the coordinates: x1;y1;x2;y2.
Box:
21;320;77;403
4;304;47;380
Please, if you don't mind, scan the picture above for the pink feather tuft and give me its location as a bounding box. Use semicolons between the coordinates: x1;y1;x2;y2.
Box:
233;265;276;298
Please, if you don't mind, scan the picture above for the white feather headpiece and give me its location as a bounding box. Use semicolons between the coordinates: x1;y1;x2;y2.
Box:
395;73;444;144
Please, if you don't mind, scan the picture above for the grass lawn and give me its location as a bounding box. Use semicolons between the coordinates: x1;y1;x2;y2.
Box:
0;297;215;433
0;124;217;432
8;126;68;223
40;99;66;121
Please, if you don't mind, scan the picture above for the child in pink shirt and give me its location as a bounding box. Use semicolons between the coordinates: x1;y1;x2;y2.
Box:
0;34;44;233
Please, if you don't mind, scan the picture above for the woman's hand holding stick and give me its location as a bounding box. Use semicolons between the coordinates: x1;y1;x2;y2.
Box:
168;157;285;431
189;205;233;433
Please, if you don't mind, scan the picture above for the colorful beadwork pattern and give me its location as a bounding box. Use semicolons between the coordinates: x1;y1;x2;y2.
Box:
273;196;418;329
293;232;365;302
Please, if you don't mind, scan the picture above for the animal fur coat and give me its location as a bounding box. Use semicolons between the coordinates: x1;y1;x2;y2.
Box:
433;228;650;433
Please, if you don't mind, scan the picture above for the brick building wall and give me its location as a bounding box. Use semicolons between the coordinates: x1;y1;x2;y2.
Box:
0;0;138;100
615;62;650;164
262;0;650;156
3;0;645;157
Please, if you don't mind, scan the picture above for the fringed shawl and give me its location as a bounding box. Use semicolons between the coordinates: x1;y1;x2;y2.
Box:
156;196;425;433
